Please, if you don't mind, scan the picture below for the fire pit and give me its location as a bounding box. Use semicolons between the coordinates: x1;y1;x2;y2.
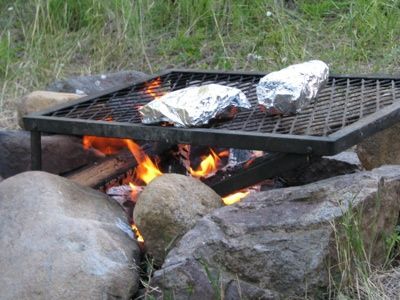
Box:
23;70;400;194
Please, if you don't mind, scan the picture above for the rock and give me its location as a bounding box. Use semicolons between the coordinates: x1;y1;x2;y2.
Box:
356;123;400;170
47;70;148;95
17;91;82;127
133;173;222;264
150;166;400;299
0;130;98;179
282;150;361;185
0;171;140;299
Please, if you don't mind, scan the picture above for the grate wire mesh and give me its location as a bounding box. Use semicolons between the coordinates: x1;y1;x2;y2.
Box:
46;71;400;137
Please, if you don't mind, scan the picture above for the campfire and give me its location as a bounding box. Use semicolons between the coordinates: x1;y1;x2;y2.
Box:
78;76;264;243
83;135;253;241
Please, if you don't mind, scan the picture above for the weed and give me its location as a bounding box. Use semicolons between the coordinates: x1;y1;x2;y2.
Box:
384;225;400;267
328;189;400;299
199;258;223;300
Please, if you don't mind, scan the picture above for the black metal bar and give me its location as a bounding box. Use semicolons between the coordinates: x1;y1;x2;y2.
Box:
359;79;365;118
323;78;336;136
31;131;42;170
376;79;381;110
209;153;310;196
330;101;400;153
23;116;335;155
341;78;351;129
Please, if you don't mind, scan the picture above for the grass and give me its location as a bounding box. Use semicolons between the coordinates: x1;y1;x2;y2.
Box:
330;193;400;299
1;0;400;128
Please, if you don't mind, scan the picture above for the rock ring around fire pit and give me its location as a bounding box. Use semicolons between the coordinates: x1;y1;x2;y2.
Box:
0;171;141;299
134;173;223;264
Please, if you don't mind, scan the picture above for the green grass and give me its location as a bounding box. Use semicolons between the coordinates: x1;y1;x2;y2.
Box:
1;0;399;125
330;193;400;299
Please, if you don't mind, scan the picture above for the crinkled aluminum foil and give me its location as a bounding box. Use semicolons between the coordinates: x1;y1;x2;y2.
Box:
140;84;251;127
256;60;329;115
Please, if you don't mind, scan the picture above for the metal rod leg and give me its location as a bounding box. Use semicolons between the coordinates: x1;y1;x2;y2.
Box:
31;131;42;170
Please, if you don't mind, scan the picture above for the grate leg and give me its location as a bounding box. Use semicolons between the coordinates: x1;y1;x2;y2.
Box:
31;131;42;170
209;153;311;196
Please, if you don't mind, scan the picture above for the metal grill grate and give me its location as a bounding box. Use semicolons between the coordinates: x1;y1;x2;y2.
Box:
24;70;400;156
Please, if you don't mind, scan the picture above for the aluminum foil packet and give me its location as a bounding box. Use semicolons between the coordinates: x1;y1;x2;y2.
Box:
140;84;251;127
256;60;329;115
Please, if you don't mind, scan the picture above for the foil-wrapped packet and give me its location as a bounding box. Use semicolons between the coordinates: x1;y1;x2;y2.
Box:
256;60;329;115
140;84;251;127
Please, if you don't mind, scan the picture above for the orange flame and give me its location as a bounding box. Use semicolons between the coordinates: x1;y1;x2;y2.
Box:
83;136;127;155
83;136;163;185
222;190;250;205
131;224;144;243
124;140;162;185
144;77;163;99
189;149;227;178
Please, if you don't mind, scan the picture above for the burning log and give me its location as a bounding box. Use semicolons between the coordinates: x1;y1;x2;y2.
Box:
66;149;136;188
65;141;173;189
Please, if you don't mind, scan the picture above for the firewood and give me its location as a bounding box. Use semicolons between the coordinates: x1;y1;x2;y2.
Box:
65;149;137;188
65;141;173;188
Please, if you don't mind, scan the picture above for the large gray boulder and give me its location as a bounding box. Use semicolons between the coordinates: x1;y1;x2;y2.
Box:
0;171;140;299
0;130;98;179
356;123;400;170
150;166;400;299
134;173;223;265
47;70;148;95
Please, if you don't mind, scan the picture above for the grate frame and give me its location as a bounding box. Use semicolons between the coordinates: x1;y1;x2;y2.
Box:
24;69;400;157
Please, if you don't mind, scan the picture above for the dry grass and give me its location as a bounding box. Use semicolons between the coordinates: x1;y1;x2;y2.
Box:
0;100;18;129
351;268;400;300
1;0;400;129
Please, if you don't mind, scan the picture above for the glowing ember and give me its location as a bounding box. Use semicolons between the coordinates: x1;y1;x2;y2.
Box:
222;190;250;205
131;224;144;243
128;183;143;201
144;77;163;99
82;136;127;155
189;149;228;178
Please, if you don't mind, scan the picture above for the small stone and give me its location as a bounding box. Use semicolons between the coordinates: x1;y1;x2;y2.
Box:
356;123;400;170
246;53;263;62
133;173;222;264
17;91;82;127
